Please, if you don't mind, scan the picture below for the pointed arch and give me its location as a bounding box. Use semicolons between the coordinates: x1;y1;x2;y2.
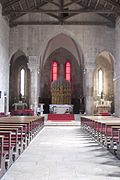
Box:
9;50;28;65
9;50;30;111
96;50;115;69
94;50;115;114
40;33;84;70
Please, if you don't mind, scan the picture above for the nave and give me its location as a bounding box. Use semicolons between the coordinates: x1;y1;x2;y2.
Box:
1;126;120;180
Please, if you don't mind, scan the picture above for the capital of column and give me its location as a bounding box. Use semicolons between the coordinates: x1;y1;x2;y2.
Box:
85;62;96;72
28;56;40;72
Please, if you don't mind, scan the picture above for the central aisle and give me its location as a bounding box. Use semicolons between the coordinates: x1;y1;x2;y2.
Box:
1;126;120;180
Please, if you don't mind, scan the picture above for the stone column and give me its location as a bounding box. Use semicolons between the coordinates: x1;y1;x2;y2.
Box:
28;56;39;114
115;17;120;116
85;64;95;115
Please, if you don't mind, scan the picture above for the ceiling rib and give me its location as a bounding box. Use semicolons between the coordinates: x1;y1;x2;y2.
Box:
10;20;114;27
3;9;119;15
1;0;118;27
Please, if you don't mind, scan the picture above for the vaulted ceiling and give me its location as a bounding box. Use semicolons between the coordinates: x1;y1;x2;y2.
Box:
0;0;120;27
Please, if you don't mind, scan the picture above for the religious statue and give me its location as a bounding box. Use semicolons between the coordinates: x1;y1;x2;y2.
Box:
19;93;22;101
101;91;104;99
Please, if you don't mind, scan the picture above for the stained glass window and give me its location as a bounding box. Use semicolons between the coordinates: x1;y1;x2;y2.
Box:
98;68;103;95
20;68;25;96
66;61;71;81
52;62;58;81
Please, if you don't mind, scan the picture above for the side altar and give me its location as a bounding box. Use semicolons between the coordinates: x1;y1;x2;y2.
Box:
95;93;112;115
95;99;112;114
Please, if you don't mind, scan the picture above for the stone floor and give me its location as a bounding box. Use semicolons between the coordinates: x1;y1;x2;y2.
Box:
1;126;120;180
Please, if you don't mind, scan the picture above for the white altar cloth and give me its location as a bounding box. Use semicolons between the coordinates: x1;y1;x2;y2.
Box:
49;104;73;114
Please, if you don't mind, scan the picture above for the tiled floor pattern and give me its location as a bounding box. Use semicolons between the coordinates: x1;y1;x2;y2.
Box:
1;126;120;180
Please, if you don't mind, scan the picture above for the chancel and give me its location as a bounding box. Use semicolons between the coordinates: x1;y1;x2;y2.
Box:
1;0;120;179
50;63;73;114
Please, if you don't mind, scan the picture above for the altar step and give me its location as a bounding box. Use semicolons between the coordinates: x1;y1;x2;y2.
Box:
45;120;80;126
48;114;74;121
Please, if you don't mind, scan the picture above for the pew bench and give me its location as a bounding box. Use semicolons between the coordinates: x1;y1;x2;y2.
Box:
0;126;23;158
0;116;44;178
0;135;6;178
81;116;120;156
0;124;28;150
0;126;26;166
0;131;13;170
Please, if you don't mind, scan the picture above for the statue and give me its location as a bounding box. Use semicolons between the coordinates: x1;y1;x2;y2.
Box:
19;93;22;101
101;91;104;99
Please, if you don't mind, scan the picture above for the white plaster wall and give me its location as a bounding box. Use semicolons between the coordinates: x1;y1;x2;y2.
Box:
0;5;9;113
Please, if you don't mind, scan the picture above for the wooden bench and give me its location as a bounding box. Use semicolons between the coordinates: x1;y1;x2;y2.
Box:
0;124;28;150
0;127;22;160
0;116;44;178
81;116;120;157
0;131;13;170
0;135;6;178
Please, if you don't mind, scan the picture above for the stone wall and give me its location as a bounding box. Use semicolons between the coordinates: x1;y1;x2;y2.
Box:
9;24;115;114
9;25;115;60
0;5;9;113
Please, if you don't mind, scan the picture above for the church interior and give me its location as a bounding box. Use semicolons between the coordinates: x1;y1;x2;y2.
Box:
0;0;120;179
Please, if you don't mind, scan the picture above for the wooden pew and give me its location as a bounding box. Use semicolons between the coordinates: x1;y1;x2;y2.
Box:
0;116;44;140
0;135;6;178
0;115;44;176
0;124;28;151
9;116;43;139
0;127;21;161
0;131;13;170
81;116;120;156
0;117;31;145
109;126;120;154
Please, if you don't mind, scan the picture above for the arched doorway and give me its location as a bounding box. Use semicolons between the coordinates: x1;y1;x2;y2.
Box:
93;51;115;114
9;51;31;111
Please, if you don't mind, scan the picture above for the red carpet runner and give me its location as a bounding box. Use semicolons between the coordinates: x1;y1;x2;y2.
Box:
48;114;74;121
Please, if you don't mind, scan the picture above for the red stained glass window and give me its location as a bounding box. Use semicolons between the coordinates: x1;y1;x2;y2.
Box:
66;61;71;81
52;62;58;81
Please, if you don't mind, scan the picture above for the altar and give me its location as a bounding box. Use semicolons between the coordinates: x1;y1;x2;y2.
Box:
12;102;27;110
49;104;73;114
95;99;112;114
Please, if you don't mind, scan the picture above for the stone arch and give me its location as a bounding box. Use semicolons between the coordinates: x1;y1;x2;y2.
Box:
9;50;31;111
38;31;85;114
40;45;85;113
9;50;28;65
94;50;115;114
39;31;84;70
96;50;115;68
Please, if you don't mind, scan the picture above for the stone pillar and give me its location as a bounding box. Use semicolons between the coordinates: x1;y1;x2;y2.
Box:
28;56;39;114
85;64;95;115
115;17;120;116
